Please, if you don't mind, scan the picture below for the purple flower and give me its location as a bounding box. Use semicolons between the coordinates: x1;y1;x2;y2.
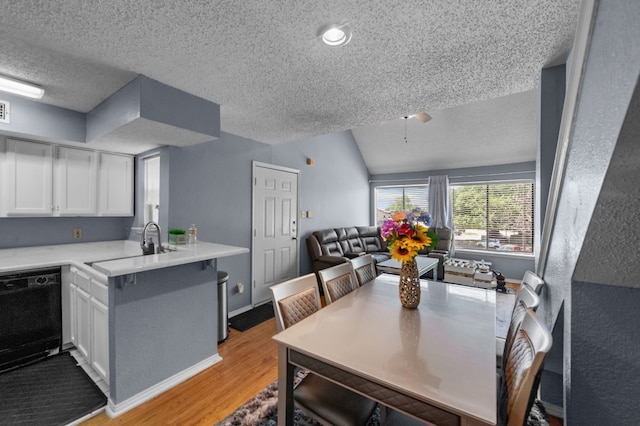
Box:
380;219;398;239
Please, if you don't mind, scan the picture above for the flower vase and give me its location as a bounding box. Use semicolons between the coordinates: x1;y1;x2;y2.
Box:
399;258;421;309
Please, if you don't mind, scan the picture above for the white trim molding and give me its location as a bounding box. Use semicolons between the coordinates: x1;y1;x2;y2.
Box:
105;353;223;418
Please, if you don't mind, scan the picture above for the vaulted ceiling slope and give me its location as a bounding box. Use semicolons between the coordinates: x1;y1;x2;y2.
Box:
0;1;579;172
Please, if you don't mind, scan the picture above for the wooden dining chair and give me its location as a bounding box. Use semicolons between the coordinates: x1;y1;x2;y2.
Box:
497;283;540;368
498;309;552;426
521;270;545;295
317;262;359;304
270;273;323;332
270;273;378;426
350;254;377;286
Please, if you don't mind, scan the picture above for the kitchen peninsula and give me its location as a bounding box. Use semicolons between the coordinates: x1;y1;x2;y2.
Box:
0;240;248;417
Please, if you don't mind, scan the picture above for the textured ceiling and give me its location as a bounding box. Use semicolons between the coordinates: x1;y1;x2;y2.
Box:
0;0;579;172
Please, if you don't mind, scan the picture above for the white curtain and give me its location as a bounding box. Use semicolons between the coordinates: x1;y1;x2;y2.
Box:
428;175;452;229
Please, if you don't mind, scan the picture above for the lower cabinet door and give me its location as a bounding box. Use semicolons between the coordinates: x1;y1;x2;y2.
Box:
90;297;109;382
76;287;91;360
69;282;78;346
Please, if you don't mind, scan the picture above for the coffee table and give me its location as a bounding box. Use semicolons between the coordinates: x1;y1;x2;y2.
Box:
376;255;439;280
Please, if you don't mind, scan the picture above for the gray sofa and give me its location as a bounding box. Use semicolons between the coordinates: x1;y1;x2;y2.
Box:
306;226;390;273
307;225;454;280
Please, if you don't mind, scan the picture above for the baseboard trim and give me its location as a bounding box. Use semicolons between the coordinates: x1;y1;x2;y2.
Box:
540;400;564;419
229;305;253;318
106;353;223;418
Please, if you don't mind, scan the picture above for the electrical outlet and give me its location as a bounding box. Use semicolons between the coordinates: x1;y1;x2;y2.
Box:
73;228;82;239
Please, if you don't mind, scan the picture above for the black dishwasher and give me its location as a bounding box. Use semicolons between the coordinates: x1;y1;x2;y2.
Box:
0;267;62;373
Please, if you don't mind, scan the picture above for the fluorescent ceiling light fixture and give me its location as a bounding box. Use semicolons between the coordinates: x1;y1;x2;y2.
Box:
0;74;45;99
320;24;352;47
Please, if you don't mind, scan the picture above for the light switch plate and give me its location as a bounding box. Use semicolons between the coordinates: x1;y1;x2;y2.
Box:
301;211;307;218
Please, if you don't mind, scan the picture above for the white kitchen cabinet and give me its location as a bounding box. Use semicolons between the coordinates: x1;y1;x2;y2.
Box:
1;139;132;217
90;296;109;382
68;281;78;346
98;152;133;216
4;139;53;216
55;146;97;216
67;266;110;384
75;286;91;360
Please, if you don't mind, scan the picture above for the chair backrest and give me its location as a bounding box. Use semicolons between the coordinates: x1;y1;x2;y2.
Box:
318;262;359;304
270;273;322;332
521;270;544;295
350;254;377;286
433;227;454;252
503;283;541;367
500;310;552;426
516;283;540;312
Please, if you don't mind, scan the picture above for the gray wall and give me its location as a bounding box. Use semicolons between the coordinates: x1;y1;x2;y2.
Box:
0;216;132;249
109;260;218;404
539;0;640;422
0;93;85;144
164;129;370;312
166;132;271;312
537;64;566;259
272;130;371;276
536;64;566;407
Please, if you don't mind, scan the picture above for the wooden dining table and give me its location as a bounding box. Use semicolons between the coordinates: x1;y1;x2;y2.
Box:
272;273;497;426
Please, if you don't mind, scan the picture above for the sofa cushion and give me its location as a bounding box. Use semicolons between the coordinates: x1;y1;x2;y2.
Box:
370;252;391;264
313;229;344;257
343;227;366;254
357;226;384;252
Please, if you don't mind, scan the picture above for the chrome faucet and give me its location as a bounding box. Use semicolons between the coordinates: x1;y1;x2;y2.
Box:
141;221;165;255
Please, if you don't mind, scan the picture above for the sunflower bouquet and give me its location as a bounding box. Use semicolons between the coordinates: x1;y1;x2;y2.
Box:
380;211;439;262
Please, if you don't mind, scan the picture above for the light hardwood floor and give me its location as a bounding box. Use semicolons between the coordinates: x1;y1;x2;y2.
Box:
82;318;279;425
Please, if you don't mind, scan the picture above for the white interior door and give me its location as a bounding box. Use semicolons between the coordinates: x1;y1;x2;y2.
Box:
252;162;299;306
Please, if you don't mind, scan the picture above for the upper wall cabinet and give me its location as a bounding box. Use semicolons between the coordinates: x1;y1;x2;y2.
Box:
1;139;133;217
4;139;54;216
55;146;98;216
98;153;134;216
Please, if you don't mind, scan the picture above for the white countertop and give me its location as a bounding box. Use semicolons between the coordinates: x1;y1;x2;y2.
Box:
0;240;249;277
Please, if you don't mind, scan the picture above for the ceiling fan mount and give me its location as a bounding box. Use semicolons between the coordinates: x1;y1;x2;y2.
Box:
380;111;432;126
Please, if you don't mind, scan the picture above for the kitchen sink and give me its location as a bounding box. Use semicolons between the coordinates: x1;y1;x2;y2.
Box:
84;255;144;267
84;247;179;267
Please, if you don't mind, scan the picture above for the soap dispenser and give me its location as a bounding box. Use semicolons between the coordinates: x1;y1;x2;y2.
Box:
188;224;197;244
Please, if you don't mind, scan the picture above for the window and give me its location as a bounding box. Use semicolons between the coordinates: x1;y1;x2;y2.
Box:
451;181;534;254
375;185;429;225
143;156;160;224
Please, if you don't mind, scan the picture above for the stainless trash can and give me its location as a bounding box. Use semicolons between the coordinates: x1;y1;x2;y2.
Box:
217;271;229;342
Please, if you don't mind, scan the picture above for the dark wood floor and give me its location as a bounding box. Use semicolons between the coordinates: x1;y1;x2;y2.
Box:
82;315;563;425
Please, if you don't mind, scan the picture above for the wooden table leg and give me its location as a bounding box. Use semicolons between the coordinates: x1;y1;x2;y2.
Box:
277;345;295;426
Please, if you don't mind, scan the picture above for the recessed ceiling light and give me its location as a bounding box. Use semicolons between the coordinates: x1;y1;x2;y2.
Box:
0;74;44;99
320;24;352;47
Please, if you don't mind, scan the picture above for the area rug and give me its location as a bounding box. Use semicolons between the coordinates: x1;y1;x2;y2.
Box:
216;372;380;426
217;372;548;426
229;302;275;332
0;351;106;425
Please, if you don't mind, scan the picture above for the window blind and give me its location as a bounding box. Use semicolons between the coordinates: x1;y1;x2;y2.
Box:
451;181;534;253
